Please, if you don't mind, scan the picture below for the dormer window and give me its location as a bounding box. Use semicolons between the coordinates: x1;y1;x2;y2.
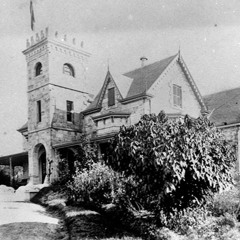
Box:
108;87;115;107
35;62;42;76
63;63;75;77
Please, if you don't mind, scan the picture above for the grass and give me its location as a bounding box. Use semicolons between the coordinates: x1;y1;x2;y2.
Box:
0;222;58;240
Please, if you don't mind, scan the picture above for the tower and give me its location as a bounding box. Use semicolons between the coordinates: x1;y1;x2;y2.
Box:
22;27;91;184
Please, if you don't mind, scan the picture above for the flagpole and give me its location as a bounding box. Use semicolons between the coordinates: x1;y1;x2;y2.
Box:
30;0;35;31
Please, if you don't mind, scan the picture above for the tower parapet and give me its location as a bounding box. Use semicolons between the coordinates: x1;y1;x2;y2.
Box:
26;27;85;50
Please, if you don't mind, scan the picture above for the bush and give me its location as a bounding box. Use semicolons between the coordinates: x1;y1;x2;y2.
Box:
160;207;209;235
55;135;98;185
209;188;240;217
67;161;123;205
106;112;236;217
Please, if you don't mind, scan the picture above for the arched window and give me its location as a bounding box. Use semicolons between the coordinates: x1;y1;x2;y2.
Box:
63;63;75;77
35;62;42;76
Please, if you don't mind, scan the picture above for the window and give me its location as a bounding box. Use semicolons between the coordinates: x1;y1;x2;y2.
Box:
63;63;75;77
108;88;115;107
37;100;41;122
35;62;42;76
66;100;74;122
173;84;182;108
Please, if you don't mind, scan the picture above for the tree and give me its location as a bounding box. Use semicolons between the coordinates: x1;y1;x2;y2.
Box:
106;111;236;215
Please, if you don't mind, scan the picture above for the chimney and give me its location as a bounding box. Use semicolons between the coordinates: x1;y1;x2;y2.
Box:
140;56;148;67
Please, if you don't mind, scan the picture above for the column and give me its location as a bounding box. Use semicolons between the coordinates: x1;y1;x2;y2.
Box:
9;157;14;187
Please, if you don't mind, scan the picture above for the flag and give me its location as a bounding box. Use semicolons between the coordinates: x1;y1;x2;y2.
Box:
30;0;35;31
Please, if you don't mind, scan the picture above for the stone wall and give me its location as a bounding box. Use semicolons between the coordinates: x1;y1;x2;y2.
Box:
22;29;91;184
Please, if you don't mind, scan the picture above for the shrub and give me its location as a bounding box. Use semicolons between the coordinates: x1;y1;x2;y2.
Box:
160;207;209;235
106;112;236;217
55;135;98;185
207;186;240;220
67;161;122;205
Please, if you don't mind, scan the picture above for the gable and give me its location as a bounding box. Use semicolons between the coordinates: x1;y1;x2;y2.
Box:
83;71;123;113
148;58;203;118
124;54;177;99
83;52;206;115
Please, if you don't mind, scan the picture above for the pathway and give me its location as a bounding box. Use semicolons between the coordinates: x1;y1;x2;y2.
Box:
0;191;59;240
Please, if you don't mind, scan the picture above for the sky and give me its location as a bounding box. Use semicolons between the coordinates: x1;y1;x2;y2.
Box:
1;0;240;155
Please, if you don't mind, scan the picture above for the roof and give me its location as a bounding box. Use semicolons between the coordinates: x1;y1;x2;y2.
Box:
82;71;117;113
124;54;177;98
204;87;240;126
92;111;130;121
111;72;133;98
83;52;207;115
83;54;177;114
17;122;28;133
0;152;28;166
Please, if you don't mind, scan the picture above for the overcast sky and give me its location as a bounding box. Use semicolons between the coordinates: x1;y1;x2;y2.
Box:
1;0;240;155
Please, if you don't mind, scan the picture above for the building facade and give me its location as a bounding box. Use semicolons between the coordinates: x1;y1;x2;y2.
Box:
6;28;207;185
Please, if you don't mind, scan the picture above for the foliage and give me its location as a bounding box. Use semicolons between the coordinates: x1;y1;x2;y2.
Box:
56;135;98;185
73;136;98;171
0;167;10;186
159;207;209;235
47;158;53;183
208;186;240;219
106;111;236;216
186;213;239;240
66;161;123;205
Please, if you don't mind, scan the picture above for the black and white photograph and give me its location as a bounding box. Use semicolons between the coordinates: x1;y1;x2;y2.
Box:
0;0;240;239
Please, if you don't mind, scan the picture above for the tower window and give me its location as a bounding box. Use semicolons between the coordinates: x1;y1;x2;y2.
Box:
66;100;74;122
35;62;43;76
37;100;41;122
173;84;182;108
63;63;75;77
108;88;115;107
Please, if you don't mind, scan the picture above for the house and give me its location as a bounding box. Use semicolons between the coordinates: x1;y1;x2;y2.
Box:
0;28;207;185
204;88;240;171
82;53;207;155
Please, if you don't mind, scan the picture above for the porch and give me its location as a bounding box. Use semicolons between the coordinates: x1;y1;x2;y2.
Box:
0;152;28;187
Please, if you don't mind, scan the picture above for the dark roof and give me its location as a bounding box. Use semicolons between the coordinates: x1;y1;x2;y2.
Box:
83;54;177;114
17;122;28;133
0;152;28;165
83;91;101;113
204;87;240;126
124;54;177;98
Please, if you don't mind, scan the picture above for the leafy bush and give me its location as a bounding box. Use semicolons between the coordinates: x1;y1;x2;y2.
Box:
67;161;123;205
208;187;240;218
186;213;239;240
55;135;98;185
159;207;209;235
106;112;236;216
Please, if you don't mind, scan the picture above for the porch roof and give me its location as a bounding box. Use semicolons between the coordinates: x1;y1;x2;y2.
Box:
52;140;82;149
0;152;28;166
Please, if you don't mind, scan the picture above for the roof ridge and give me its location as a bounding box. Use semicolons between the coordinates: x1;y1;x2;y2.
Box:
124;53;178;76
210;91;240;112
204;86;240;98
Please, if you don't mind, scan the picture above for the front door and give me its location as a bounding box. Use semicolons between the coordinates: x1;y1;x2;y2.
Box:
39;152;46;184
